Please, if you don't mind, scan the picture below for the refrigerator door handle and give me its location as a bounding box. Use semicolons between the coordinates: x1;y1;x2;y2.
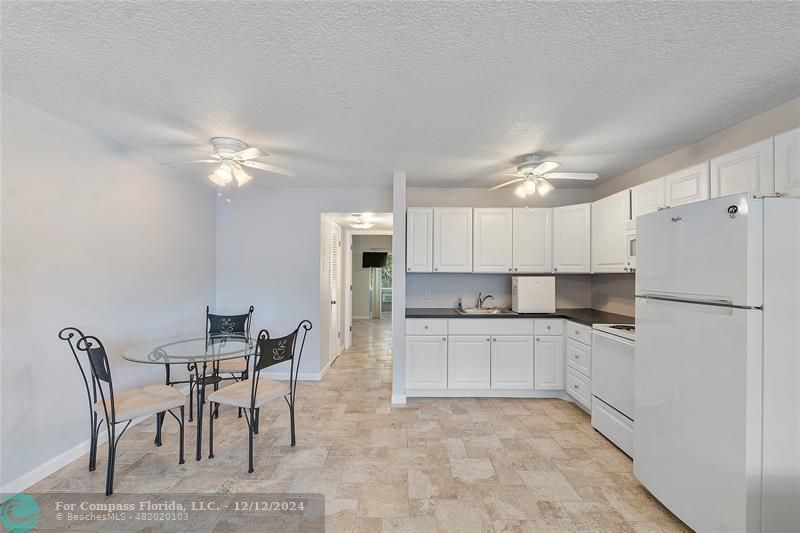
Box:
635;293;762;310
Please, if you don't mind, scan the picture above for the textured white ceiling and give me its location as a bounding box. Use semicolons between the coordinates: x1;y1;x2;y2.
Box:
3;2;799;188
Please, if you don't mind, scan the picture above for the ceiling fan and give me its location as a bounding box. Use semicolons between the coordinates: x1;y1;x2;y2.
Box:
490;154;599;198
165;137;294;187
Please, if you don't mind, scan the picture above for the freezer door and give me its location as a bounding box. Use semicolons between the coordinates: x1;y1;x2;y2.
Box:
636;193;762;307
634;296;763;533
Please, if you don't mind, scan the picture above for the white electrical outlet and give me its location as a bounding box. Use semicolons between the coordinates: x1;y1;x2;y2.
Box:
424;289;432;299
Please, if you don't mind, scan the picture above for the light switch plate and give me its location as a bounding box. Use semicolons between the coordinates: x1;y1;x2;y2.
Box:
424;289;432;299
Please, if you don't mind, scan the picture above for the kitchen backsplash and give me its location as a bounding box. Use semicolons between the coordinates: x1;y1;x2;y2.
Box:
406;273;594;309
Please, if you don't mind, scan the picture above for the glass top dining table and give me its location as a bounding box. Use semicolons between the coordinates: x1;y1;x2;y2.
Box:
122;335;258;365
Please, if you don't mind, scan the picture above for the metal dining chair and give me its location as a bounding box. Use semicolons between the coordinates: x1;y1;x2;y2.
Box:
188;305;254;421
60;328;186;495
207;320;311;473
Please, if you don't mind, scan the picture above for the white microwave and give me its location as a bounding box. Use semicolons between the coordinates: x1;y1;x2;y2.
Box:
511;276;556;313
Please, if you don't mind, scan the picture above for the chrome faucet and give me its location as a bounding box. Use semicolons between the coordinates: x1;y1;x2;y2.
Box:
477;292;495;309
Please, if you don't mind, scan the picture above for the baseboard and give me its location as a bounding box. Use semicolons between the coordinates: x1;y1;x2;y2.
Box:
405;389;572;400
262;359;331;382
1;385;190;494
391;394;407;405
352;316;369;320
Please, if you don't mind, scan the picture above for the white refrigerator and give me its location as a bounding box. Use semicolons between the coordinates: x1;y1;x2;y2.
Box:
634;193;799;533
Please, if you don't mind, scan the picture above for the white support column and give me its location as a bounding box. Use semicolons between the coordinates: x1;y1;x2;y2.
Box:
391;170;407;404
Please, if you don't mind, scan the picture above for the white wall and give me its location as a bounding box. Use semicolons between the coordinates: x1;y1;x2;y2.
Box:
0;95;217;488
352;235;392;318
215;187;391;377
406;274;591;309
408;186;592;208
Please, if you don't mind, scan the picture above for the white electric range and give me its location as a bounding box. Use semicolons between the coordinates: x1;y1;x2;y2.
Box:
591;323;635;456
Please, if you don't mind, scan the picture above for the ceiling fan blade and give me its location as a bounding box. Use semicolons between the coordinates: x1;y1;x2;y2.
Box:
489;177;524;191
241;160;295;177
533;161;560;175
232;147;262;160
233;164;253;186
162;159;217;166
546;172;599;181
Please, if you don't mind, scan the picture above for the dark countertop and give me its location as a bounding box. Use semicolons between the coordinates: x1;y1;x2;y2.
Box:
405;307;634;327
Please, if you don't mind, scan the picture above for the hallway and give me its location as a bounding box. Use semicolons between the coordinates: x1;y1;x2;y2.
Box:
31;317;686;532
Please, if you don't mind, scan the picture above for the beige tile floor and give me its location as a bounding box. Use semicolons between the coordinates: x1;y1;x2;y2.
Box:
32;317;692;532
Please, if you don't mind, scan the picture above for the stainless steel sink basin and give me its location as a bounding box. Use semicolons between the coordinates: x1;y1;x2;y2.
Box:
456;308;517;316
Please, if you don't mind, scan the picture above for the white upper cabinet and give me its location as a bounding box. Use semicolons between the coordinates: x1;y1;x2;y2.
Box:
630;178;665;227
775;127;800;197
433;208;473;272
512;208;552;273
406;208;433;272
591;190;630;273
473;208;513;273
663;162;710;207
552;203;591;273
710;138;774;198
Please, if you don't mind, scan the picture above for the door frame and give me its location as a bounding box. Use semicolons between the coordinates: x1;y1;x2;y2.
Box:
344;229;392;349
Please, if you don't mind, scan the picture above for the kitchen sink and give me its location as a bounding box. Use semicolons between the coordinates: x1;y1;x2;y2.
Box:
456;308;517;316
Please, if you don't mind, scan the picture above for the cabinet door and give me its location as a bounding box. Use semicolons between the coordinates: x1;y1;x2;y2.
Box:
663;162;710;207
406;208;433;272
473;208;513;273
710;138;774;198
534;335;565;390
591;190;630;273
405;336;448;389
512;208;552;273
775;127;800;197
630;178;665;227
448;335;491;389
490;335;534;389
552;203;591;273
433;208;473;272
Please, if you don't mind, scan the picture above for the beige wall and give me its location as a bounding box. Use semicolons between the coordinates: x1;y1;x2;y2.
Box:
593;96;800;200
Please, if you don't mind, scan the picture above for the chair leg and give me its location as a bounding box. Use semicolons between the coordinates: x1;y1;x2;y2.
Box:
289;402;296;447
105;424;116;496
238;407;243;419
178;406;185;464
188;377;194;422
248;408;255;473
89;415;98;472
154;412;164;446
253;408;260;435
208;403;215;459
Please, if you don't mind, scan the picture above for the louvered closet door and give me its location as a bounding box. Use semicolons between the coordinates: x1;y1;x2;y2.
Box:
329;222;342;357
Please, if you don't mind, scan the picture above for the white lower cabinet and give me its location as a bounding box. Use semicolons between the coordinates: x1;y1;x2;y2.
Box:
405;335;448;389
533;334;565;390
565;320;592;411
447;335;491;389
490;335;534;389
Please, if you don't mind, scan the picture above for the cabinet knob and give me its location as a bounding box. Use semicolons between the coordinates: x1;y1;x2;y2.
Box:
546;325;551;330
434;267;439;272
486;338;490;342
424;325;429;329
536;338;540;342
508;268;512;272
514;268;518;272
492;337;497;342
573;384;579;389
553;268;558;272
442;337;447;341
407;267;411;271
575;330;579;334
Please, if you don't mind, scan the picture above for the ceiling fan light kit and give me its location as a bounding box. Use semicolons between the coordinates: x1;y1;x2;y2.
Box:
489;153;599;200
165;136;293;189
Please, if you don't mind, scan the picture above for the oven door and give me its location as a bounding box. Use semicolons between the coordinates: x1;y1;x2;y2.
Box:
591;330;635;420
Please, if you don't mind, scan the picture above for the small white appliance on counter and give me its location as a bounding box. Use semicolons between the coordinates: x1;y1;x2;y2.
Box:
590;324;635;457
511;276;555;313
635;193;799;533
